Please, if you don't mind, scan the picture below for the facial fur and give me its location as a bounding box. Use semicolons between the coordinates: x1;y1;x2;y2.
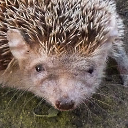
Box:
4;29;112;111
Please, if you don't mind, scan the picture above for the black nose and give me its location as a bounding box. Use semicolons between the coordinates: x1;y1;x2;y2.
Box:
55;99;75;111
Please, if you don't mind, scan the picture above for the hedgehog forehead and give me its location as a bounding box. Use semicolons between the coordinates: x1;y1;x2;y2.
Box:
28;52;93;70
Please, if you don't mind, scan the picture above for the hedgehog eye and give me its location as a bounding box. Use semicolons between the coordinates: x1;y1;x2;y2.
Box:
87;67;94;74
35;64;45;72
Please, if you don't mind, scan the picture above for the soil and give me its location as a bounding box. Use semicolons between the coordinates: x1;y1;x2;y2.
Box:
0;0;128;128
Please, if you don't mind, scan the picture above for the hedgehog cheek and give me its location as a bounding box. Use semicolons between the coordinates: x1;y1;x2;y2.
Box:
7;29;30;61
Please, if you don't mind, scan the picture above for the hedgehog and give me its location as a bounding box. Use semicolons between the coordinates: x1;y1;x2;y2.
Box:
0;0;128;111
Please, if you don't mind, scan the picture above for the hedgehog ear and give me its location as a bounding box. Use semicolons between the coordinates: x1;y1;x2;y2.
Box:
92;42;112;66
108;16;118;39
7;29;30;60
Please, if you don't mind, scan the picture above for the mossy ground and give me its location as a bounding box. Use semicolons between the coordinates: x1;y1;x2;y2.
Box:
0;0;128;127
1;79;128;128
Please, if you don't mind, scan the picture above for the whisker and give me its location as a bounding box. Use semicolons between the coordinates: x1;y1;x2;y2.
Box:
95;86;127;105
82;99;102;120
12;87;31;108
1;88;16;97
21;95;37;112
90;97;112;108
5;89;20;110
94;92;126;105
82;100;93;120
35;98;45;108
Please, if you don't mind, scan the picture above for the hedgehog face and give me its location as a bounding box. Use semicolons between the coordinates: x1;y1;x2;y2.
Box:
28;54;101;111
7;29;112;111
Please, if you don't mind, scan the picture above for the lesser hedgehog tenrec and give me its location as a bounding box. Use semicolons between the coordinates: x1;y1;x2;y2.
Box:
0;0;128;111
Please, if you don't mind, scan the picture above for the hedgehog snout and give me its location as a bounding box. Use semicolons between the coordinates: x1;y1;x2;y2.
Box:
55;98;75;111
